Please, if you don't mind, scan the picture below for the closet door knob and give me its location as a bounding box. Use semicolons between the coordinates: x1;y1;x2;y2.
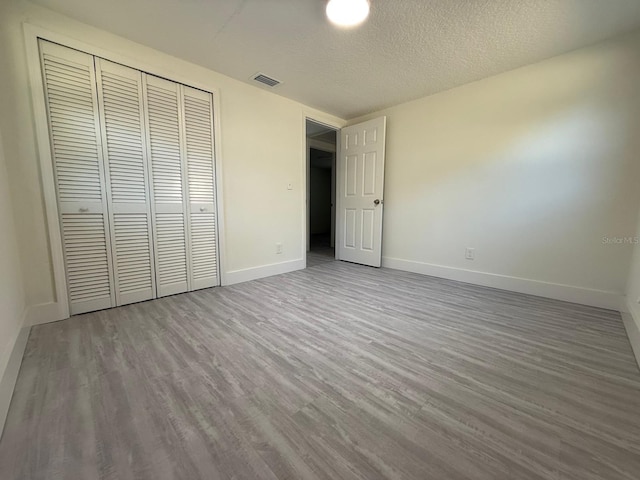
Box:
79;207;89;213
200;207;207;212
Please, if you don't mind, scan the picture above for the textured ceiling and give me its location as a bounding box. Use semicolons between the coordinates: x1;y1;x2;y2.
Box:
30;0;640;118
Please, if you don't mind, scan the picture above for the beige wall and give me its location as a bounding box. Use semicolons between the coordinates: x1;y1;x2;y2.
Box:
0;1;343;314
0;126;26;382
351;30;640;300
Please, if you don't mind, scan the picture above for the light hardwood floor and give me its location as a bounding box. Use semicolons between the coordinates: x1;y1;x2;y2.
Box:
1;259;640;479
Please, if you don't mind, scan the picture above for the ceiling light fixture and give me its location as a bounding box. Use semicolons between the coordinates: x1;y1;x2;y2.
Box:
326;0;370;28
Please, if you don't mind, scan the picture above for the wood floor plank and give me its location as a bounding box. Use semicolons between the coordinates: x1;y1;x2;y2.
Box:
1;259;640;479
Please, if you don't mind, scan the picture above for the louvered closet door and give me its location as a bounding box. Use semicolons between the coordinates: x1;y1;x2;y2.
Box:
96;59;156;306
143;75;190;297
39;41;116;315
182;86;219;290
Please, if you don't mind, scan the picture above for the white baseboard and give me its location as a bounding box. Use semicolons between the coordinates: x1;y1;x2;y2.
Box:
224;259;306;286
24;261;309;323
623;300;640;370
382;257;623;311
25;301;67;326
0;325;30;439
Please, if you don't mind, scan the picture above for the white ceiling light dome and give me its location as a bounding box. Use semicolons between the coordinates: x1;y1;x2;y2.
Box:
326;0;370;28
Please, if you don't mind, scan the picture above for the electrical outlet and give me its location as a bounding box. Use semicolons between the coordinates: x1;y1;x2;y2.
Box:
465;247;475;260
276;242;283;254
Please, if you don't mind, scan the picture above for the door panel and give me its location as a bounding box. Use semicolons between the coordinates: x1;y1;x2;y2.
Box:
39;40;116;315
337;117;386;267
111;213;154;302
154;212;189;296
144;74;191;297
96;59;156;306
189;211;218;290
61;212;113;314
182;86;219;290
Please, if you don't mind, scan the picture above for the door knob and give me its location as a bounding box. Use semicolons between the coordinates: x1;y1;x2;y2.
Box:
374;199;381;205
79;207;89;213
200;207;207;212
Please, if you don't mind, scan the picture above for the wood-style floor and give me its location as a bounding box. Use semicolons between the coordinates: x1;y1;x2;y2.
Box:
1;259;640;479
306;247;335;268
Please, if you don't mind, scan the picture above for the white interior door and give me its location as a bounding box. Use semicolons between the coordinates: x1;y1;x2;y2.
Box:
40;40;116;315
96;58;156;306
337;117;387;267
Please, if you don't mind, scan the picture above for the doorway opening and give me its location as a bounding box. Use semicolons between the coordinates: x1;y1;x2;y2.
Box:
306;119;337;268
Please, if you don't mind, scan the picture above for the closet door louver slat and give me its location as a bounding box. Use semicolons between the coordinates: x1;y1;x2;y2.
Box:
39;41;116;315
144;75;190;297
182;86;219;290
96;59;156;306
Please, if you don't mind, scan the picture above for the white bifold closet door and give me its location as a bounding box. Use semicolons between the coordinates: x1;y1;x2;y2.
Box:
183;86;219;290
143;76;219;295
40;40;219;315
143;75;191;297
95;58;156;306
40;41;116;315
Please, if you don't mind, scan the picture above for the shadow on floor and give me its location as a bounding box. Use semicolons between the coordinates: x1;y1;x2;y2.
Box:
308;233;335;268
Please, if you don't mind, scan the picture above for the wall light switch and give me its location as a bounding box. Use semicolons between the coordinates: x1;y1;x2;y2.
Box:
287;183;293;190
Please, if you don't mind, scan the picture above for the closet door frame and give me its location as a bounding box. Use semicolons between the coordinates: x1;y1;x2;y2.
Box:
24;24;226;323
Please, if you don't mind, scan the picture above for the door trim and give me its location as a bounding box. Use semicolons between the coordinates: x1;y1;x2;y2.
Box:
24;23;227;321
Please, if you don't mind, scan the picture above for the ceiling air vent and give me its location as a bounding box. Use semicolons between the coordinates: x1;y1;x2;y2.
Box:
252;73;281;88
